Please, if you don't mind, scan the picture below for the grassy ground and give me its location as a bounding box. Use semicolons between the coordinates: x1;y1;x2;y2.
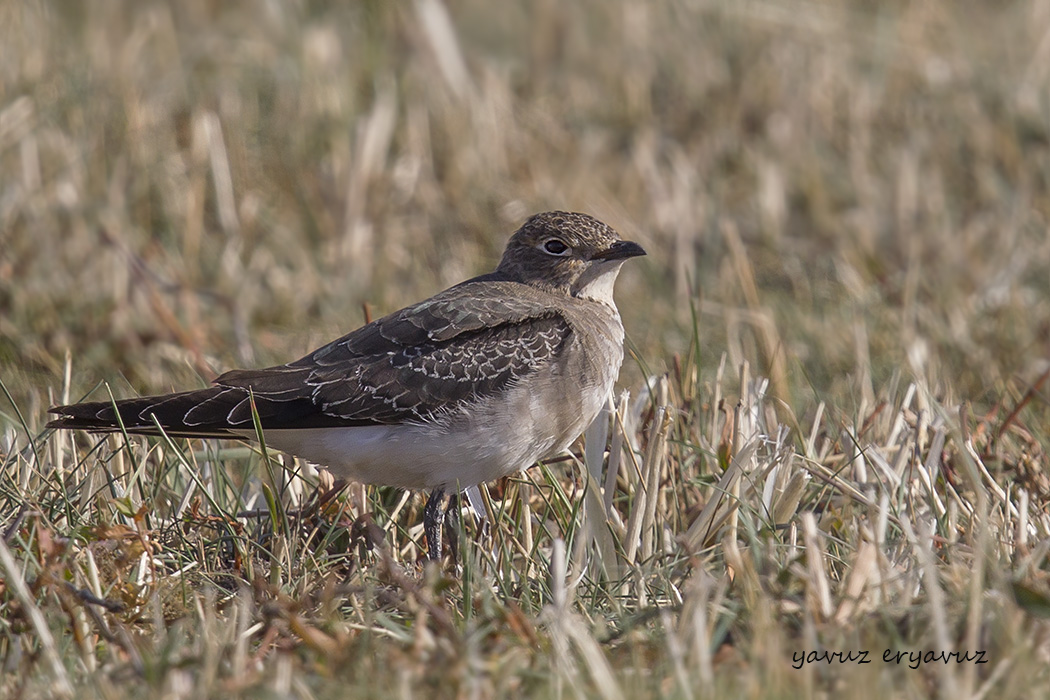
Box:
2;0;1050;697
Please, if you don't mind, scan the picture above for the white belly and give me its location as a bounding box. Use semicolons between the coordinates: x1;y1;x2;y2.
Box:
246;423;517;488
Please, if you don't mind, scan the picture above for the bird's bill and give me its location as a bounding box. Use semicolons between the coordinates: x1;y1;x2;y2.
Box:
591;240;647;261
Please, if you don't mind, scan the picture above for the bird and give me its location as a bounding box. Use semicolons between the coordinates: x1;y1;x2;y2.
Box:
48;211;646;561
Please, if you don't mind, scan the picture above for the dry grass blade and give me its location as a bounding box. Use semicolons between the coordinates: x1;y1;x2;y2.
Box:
801;512;833;621
3;0;1050;696
682;440;757;552
0;539;74;698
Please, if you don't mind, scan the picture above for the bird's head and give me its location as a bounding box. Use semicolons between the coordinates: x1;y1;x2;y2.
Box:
496;211;646;302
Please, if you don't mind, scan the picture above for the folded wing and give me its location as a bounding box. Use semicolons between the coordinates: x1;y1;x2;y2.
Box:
47;280;572;436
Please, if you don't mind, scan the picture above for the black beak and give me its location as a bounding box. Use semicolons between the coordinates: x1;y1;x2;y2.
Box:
592;240;647;261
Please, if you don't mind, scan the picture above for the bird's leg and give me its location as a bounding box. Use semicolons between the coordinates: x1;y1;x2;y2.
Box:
423;489;463;564
444;492;460;566
423;488;449;562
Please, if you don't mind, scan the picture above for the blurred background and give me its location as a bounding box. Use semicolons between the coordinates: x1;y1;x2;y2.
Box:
2;0;1049;424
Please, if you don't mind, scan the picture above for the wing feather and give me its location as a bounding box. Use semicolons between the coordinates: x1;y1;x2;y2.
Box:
49;280;573;433
217;281;572;425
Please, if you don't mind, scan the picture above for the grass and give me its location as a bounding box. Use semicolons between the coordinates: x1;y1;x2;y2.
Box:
2;0;1050;697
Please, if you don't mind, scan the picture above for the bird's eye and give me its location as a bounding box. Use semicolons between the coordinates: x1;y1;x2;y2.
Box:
542;238;570;256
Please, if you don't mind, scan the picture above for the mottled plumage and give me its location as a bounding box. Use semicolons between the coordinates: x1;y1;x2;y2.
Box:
49;211;645;559
51;283;574;434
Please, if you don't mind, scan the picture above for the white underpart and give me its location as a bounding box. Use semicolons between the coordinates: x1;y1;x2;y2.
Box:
235;422;509;489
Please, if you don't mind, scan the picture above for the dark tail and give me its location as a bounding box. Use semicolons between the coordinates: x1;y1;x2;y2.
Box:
47;388;248;438
48;384;351;437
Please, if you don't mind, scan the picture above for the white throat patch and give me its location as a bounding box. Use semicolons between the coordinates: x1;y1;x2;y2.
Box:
574;260;625;304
